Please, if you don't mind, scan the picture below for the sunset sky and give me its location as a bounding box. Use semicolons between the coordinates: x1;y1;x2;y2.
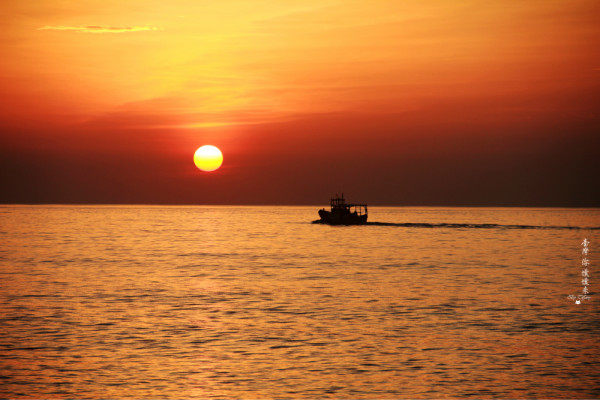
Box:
1;0;599;205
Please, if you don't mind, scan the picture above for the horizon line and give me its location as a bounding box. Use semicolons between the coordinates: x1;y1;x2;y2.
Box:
1;203;599;209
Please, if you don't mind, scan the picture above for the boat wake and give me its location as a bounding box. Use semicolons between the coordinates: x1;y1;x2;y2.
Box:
313;220;599;230
365;222;600;230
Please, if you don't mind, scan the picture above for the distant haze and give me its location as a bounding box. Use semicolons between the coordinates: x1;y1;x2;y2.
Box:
1;0;599;206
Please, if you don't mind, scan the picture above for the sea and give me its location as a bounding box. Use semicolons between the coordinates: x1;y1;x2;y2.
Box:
1;205;599;399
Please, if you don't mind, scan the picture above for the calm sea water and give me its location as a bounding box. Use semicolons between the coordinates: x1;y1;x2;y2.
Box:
1;205;599;399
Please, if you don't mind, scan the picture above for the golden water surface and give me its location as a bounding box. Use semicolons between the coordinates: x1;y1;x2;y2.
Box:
1;206;599;398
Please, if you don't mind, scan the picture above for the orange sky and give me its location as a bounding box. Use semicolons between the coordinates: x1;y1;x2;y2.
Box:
1;0;599;205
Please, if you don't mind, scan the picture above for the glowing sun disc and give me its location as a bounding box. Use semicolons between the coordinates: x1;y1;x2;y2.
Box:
194;145;223;172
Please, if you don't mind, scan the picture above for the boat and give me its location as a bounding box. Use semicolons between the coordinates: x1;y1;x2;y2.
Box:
315;194;368;225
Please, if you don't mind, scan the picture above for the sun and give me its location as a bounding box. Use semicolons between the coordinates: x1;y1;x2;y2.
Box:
194;145;223;172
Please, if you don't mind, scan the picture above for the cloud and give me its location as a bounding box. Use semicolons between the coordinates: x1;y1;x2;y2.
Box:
38;25;163;33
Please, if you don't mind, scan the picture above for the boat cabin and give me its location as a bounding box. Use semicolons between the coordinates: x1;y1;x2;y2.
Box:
329;195;367;217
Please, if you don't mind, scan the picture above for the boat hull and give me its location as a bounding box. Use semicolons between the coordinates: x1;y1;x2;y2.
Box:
318;209;367;225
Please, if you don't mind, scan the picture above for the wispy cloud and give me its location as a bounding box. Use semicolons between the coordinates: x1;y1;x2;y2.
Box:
38;25;163;33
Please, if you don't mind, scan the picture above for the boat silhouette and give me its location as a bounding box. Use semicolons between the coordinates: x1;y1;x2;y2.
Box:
315;194;368;225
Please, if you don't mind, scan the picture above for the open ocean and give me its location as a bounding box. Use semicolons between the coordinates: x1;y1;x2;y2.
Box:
1;205;599;399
